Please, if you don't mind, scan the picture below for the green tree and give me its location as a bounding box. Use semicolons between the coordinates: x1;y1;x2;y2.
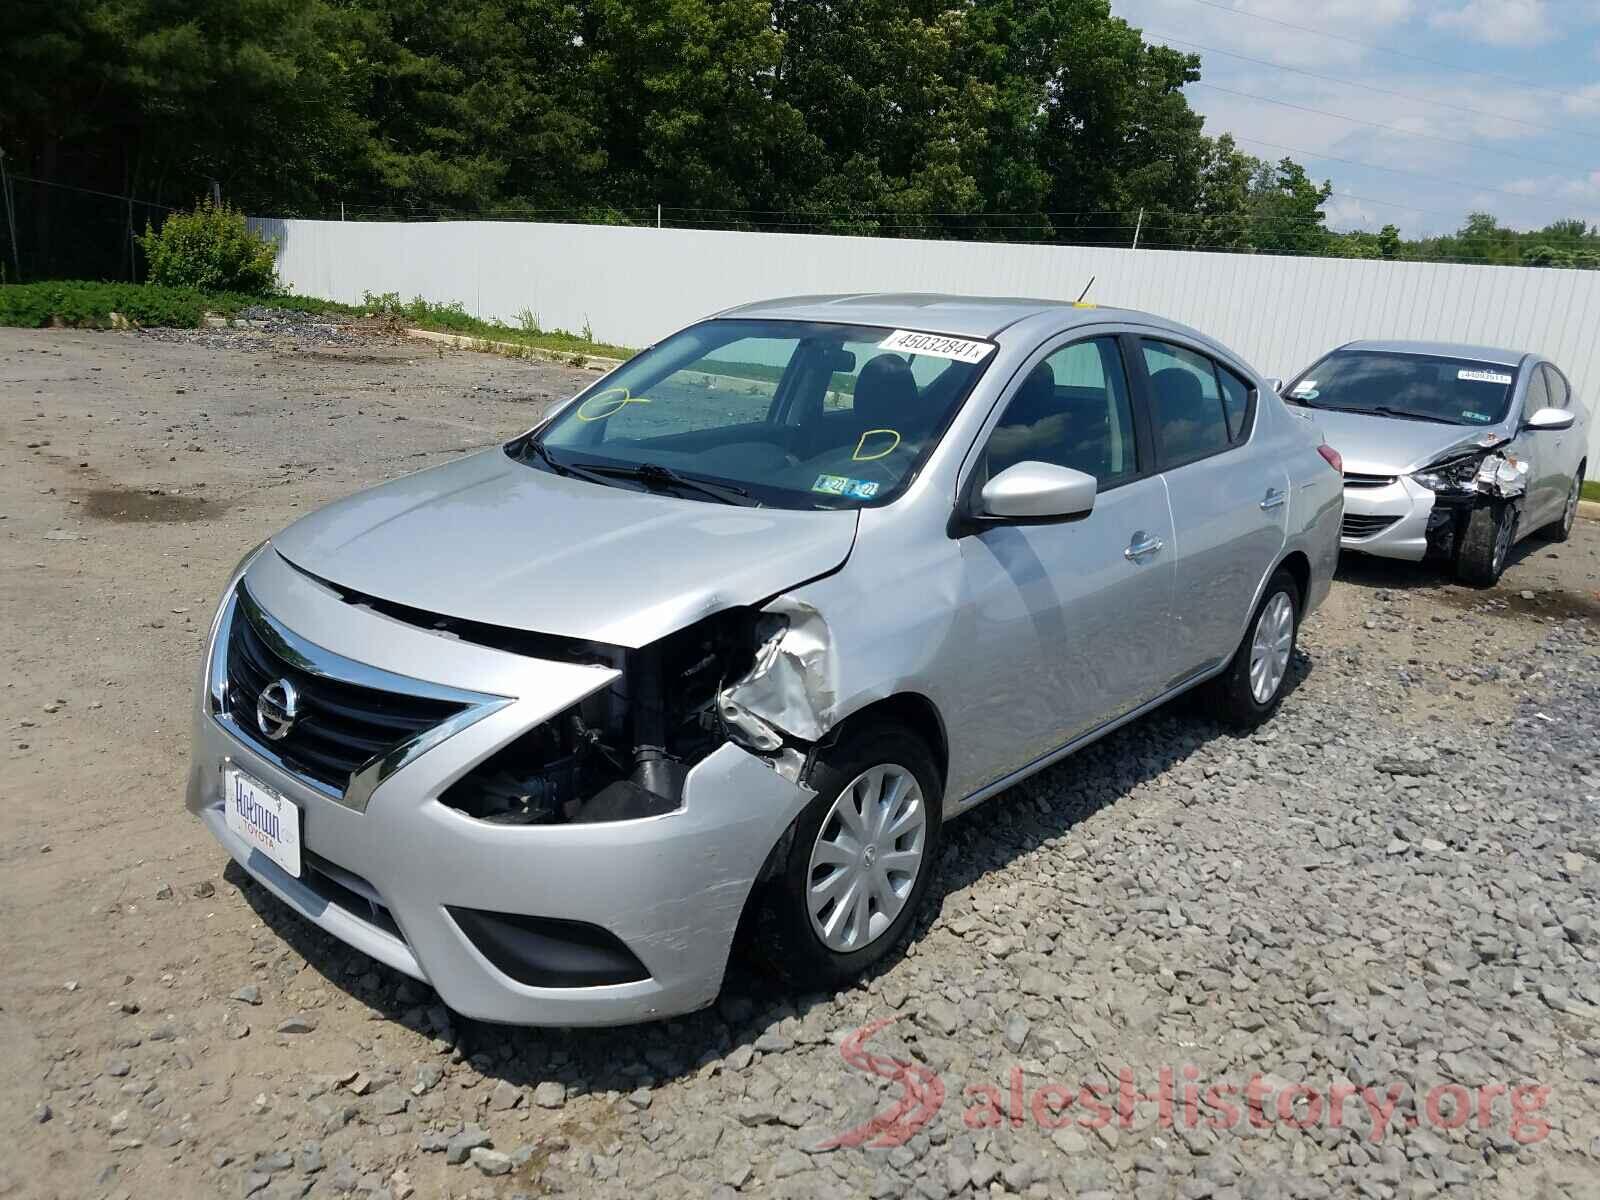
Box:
1248;159;1332;255
1377;223;1401;260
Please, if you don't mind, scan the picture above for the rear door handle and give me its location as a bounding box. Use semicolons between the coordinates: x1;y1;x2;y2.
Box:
1124;534;1165;561
1260;488;1287;511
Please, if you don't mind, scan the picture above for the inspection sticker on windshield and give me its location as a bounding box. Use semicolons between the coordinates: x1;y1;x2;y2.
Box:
813;474;880;500
877;329;995;363
1459;369;1513;385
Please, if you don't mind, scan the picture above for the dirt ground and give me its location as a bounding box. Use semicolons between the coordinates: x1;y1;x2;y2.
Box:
2;326;1597;1200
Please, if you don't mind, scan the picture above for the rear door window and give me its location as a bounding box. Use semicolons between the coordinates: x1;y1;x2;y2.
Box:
1217;365;1253;441
1141;340;1231;464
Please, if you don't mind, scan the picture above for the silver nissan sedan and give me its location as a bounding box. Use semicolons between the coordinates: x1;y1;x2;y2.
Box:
188;295;1342;1026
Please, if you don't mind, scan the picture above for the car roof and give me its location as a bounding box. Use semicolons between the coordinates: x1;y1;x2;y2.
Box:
1339;339;1530;367
715;292;1185;341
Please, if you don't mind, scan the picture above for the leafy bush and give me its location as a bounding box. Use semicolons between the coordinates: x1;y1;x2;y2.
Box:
0;282;209;328
138;198;279;293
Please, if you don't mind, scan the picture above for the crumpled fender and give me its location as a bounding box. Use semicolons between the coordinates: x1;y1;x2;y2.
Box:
717;598;838;747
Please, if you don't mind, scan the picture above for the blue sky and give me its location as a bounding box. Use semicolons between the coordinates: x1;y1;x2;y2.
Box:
1108;0;1600;237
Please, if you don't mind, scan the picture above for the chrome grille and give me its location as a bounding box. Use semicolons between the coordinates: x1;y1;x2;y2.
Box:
1342;472;1397;489
224;587;466;793
1342;513;1401;539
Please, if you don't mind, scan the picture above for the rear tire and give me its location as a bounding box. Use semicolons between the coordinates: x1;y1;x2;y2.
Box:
754;722;943;990
1538;466;1583;543
1207;568;1299;730
1456;500;1517;585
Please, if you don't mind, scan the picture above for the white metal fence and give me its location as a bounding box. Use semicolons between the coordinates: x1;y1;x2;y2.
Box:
255;218;1600;465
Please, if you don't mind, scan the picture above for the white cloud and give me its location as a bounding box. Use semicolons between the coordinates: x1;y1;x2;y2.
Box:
1112;0;1416;69
1325;193;1379;229
1563;82;1600;115
1429;0;1554;47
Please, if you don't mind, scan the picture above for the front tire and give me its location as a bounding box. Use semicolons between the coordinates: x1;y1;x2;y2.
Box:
755;722;943;989
1456;500;1517;585
1208;569;1299;729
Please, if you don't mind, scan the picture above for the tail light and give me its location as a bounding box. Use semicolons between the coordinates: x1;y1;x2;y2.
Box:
1317;444;1343;474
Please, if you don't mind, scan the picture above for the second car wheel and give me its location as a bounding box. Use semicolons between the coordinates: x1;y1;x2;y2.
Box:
1208;568;1299;729
1456;499;1517;585
755;721;943;989
1538;467;1584;543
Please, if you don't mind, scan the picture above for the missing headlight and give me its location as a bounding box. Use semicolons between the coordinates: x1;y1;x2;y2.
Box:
440;607;774;825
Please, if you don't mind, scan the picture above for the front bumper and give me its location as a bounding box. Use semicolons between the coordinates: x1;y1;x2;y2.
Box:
186;548;813;1026
1340;474;1436;561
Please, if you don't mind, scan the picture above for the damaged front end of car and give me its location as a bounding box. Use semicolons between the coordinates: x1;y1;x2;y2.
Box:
1410;434;1529;558
401;597;834;827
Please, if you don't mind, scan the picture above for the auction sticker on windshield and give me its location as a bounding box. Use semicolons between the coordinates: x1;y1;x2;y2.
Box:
224;766;302;877
1458;369;1513;385
877;329;996;363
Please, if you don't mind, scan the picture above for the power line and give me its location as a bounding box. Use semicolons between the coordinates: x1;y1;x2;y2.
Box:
1188;80;1593;173
9;172;177;210
1146;29;1600;143
1180;0;1594;107
1227;134;1599;215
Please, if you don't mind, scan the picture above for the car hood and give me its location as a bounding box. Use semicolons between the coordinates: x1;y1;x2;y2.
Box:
1302;408;1508;475
270;449;860;647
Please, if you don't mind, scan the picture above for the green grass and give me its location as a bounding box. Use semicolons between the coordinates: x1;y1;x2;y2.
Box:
357;291;634;360
0;281;633;362
1582;479;1600;504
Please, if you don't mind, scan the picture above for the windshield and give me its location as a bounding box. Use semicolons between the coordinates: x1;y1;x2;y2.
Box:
1284;350;1516;426
517;318;996;509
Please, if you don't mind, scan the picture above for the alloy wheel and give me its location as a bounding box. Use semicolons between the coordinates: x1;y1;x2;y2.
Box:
1248;592;1295;705
1493;507;1515;574
1563;476;1581;535
806;764;927;953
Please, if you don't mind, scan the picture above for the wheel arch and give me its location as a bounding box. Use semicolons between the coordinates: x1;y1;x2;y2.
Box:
819;692;950;790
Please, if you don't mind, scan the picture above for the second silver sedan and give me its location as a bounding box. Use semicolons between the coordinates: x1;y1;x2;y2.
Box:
1283;340;1589;584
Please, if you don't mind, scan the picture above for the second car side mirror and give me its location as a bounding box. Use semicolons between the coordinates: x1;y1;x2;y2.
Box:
977;462;1097;522
1264;377;1284;394
1523;406;1575;432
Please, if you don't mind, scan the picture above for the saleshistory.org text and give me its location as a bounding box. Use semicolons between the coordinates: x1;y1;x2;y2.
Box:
819;1018;1551;1151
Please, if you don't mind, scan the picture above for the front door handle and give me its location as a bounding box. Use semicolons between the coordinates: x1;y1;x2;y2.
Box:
1124;534;1165;561
1260;488;1287;511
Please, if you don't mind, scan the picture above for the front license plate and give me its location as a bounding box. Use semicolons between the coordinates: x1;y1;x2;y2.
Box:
223;767;302;878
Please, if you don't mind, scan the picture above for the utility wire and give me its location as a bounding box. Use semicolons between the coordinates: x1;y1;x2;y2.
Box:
1188;81;1594;173
1227;134;1598;214
1146;29;1600;143
8;172;178;210
1181;0;1595;107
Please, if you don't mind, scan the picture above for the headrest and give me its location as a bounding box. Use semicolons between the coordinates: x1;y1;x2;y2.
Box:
853;354;921;428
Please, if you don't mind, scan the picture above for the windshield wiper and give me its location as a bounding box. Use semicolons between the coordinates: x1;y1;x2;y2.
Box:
1365;405;1460;425
1308;403;1458;425
569;460;755;506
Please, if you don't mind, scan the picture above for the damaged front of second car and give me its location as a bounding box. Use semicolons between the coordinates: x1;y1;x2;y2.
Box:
1283;340;1589;584
188;294;1342;1026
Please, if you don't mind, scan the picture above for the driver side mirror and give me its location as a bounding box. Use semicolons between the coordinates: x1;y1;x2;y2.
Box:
1264;377;1284;395
1523;406;1574;432
977;462;1097;522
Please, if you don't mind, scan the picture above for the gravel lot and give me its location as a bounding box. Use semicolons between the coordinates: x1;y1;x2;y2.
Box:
2;324;1598;1200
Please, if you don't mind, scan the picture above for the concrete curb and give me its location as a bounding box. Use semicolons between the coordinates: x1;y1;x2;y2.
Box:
404;327;624;374
1579;499;1600;523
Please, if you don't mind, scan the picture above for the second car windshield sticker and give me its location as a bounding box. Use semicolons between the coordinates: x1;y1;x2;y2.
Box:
877;329;996;363
813;474;880;500
1458;369;1513;385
